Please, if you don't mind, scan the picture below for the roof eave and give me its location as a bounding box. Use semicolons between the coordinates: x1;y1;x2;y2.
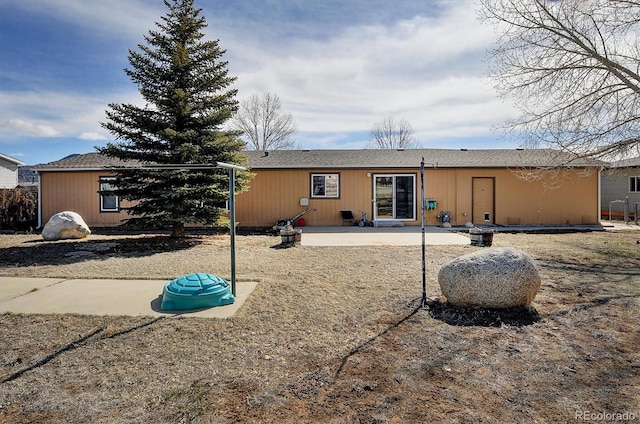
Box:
0;153;25;165
248;164;600;169
35;167;114;173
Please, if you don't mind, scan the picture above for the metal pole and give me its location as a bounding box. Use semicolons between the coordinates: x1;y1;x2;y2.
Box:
228;168;237;296
215;162;246;296
420;158;427;308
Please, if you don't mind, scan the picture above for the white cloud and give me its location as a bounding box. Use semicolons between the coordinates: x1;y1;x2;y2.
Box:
6;119;60;137
227;0;511;144
2;0;515;158
0;89;143;142
78;132;108;141
10;0;163;41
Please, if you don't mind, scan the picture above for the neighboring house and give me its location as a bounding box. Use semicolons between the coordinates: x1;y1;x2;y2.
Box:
0;153;25;189
600;157;640;221
34;149;602;229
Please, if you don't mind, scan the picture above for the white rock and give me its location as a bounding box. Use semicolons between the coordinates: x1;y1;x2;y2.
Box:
42;211;91;241
464;221;475;228
438;247;541;309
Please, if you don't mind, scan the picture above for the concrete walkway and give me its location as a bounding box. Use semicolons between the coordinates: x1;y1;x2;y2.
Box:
0;277;258;318
296;222;637;246
299;225;471;246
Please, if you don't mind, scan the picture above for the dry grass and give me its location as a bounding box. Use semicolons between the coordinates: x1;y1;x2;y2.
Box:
0;229;639;423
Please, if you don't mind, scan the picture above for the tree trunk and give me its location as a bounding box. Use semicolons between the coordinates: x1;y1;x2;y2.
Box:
171;222;185;238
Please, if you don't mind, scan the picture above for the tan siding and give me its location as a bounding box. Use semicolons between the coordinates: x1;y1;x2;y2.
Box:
40;171;129;227
237;167;599;227
498;169;598;225
236;169;377;226
238;168;449;226
449;168;599;226
424;170;458;225
40;166;600;229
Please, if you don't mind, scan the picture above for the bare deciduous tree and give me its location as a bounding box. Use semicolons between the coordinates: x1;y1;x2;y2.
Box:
232;92;296;150
368;116;419;149
479;0;640;162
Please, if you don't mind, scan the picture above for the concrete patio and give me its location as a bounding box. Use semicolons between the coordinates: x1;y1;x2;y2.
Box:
298;225;471;246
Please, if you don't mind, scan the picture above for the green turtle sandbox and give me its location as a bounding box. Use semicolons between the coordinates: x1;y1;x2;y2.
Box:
161;273;235;311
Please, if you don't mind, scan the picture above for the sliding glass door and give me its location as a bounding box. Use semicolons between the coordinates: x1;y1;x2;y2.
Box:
373;174;415;221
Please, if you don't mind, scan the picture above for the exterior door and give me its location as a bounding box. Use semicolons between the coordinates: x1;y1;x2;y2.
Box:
472;177;495;224
374;175;415;221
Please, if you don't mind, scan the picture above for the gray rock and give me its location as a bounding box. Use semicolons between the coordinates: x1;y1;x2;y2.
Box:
42;211;91;241
438;247;541;309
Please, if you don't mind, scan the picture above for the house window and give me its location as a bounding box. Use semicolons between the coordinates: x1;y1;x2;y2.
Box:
99;177;119;212
311;173;339;198
630;176;640;193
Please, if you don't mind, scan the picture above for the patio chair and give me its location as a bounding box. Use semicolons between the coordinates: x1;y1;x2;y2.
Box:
340;210;356;226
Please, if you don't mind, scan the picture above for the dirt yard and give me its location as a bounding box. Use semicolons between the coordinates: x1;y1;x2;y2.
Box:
0;229;639;423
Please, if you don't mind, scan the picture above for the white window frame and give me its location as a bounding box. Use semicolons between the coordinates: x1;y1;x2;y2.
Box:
630;176;640;193
311;173;340;198
99;177;119;212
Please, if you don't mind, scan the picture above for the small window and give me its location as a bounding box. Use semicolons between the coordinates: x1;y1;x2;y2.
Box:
311;173;339;198
99;177;119;212
630;176;640;193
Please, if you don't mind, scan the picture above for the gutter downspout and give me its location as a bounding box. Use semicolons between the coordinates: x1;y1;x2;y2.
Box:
36;171;42;229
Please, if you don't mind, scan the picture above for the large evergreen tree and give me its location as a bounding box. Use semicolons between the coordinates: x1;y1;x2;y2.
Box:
98;0;249;237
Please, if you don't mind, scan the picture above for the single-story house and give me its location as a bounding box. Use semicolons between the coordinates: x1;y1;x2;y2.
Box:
0;152;25;189
34;148;602;229
600;157;640;221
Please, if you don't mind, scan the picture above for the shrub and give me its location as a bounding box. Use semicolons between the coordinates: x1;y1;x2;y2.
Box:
0;186;37;231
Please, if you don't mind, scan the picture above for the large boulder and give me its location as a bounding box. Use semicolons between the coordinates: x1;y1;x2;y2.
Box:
438;247;541;309
42;211;91;241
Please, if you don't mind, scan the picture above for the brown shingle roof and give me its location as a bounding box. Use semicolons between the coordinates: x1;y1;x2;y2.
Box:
33;148;603;171
33;152;140;170
611;157;640;168
243;149;603;169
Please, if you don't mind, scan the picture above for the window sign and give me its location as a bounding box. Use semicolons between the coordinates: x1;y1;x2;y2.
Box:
311;173;339;198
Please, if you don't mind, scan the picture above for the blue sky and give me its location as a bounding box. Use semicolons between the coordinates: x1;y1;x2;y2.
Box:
0;0;519;165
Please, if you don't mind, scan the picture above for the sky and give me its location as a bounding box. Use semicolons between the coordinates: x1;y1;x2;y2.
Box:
0;0;520;166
